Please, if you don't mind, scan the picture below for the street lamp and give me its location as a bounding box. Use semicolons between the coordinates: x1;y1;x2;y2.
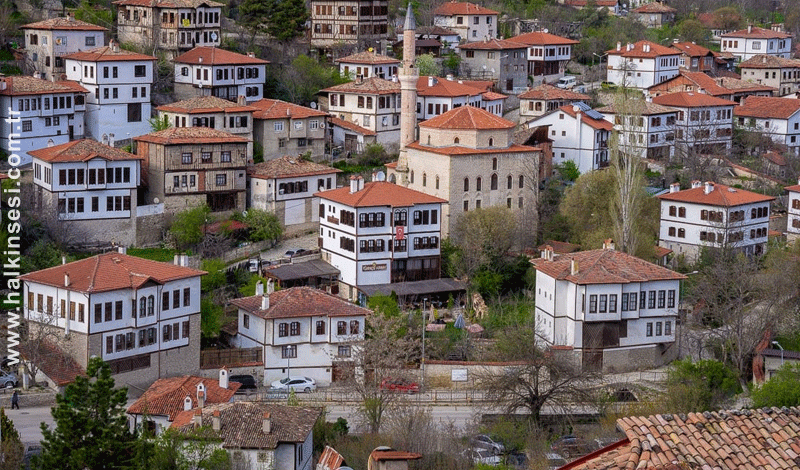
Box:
772;340;785;366
591;53;608;90
421;298;427;392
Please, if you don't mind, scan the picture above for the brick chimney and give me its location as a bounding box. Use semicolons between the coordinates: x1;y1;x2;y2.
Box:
212;410;221;431
570;259;579;275
603;239;615;250
263;412;271;433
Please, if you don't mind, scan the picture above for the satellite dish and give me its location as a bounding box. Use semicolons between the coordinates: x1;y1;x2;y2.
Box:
211;32;218;41
482;65;487;70
310;102;318;109
375;171;386;181
153;197;160;204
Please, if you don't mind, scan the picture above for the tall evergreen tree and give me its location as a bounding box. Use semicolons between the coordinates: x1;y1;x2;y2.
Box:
35;357;135;470
0;407;24;470
239;0;308;42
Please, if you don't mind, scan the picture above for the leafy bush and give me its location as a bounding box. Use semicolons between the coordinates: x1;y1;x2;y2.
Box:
751;364;800;408
664;358;740;412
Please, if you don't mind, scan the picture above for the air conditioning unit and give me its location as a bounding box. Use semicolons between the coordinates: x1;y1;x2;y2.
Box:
320;123;325;129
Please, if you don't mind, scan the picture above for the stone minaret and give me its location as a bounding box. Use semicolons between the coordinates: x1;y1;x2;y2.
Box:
396;2;418;179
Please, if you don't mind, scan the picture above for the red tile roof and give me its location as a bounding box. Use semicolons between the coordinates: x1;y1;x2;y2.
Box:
114;0;222;8
518;84;590;101
171;402;321;449
537;240;581;254
29;139;143;163
419;105;515;130
370;450;423;462
174;47;268;66
20;339;86;386
250;99;328;120
321;77;400;95
157;96;257;114
21;17;107;31
433;1;498;16
651;92;735;108
739;54;800;69
127;375;240;420
657;182;775;206
763;150;787;166
670;41;712;57
607;40;680;58
407;142;541;155
632;2;676;13
416;76;489;98
533;247;686;284
649;71;775;96
318;446;345;470
482;91;508;101
135;127;249;145
0;76;88;96
558;105;613;131
316;181;446;208
63;46;156;62
19;252;206;293
459;38;527;50
734;96;800;119
230;286;370;320
564;408;800;470
328;116;377;136
335;51;399;65
785;183;800;192
248;156;340;180
509;31;579;46
597;101;676;116
722;26;791;39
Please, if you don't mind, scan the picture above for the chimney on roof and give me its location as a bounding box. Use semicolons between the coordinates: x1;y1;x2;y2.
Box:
616;42;621;51
673;38;679;43
372;170;378;181
247;51;255;58
117;246;126;254
446;74;454;81
102;134;109;146
570;259;579;276
691;180;702;189
67;12;74;21
643;43;650;53
350;175;358;193
704;181;714;194
184;395;192;411
197;382;206;408
237;95;246;106
219;368;229;389
193;409;202;427
263;412;271;433
64;272;70;287
109;39;119;53
763;55;767;63
212;410;221;431
33;71;40;79
173;254;188;266
358;175;364;190
748;24;753;34
62;255;66;265
428;76;436;87
255;280;264;296
108;133;115;147
670;182;680;193
541;245;554;261
626;43;633;51
603;239;615;250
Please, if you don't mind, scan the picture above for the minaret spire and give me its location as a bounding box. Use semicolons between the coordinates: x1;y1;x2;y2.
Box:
396;2;418;181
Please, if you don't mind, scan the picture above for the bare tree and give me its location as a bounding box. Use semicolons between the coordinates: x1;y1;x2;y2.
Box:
451;206;518;280
20;309;67;388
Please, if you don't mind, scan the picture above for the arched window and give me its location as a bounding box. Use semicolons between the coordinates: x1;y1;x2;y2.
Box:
519;175;524;188
435;176;439;189
427;134;431;145
454;137;460;144
507;175;512;189
422;173;427;187
410;171;414;184
476;177;482;191
491;174;498;190
139;298;146;318
464;178;469;192
489;138;494;147
148;295;154;316
390;173;396;183
492;157;497;170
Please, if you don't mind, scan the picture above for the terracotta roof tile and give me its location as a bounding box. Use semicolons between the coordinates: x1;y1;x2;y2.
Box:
416;76;491;98
174;47;268;66
316;181;445;207
671;41;713;58
536;240;581;253
735;96;800;119
63;46;156;62
134;126;249;145
250;99;328;120
565;408;800;470
652;91;736;108
482;91;508;100
518;84;590;101
459;38;527;50
127;375;240;420
649;71;774;96
433;1;498;16
0;76;88;96
157;96;257;114
29;139;143;163
597;101;676;116
172;402;321;449
406;142;541;155
321;77;400;95
328;116;377;136
608;40;680;58
722;26;791;39
19;339;86;386
21;17;107;31
248;156;340;179
633;2;676;13
19;252;206;293
318;446;345;470
785;183;800;193
419;105;514;130
370;450;423;461
335;51;399;65
532;247;686;284
415;25;459;36
559;104;613;131
230;286;370;320
657;182;775;206
739;54;800;69
114;0;222;8
509;31;579;46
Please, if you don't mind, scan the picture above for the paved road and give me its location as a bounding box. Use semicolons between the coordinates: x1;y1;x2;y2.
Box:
6;405;53;445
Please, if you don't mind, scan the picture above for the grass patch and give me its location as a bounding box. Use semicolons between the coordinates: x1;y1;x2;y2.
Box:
128;247;177;262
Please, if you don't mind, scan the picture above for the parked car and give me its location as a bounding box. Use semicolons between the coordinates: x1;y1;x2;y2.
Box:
0;370;17;388
270;376;316;393
23;444;42;470
470;434;505;455
545;452;568;470
380;377;420;394
462;449;502;466
550;435;597;458
248;258;260;273
284;248;308;259
555;76;577;89
229;374;257;393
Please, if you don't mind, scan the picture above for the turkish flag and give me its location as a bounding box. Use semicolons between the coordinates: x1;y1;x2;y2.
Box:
396;226;405;240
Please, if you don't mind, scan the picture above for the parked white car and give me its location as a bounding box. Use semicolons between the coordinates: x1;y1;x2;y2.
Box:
556;76;577;89
270;376;316;393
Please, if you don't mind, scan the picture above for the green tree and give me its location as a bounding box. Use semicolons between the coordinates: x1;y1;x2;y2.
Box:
244;208;283;243
170;204;211;249
273;55;347;106
146;427;230;470
35;358;135;470
676;19;710;45
240;0;308;42
451;206;517;281
442;52;461;75
751;363;800;408
149;114;171;132
200;297;226;340
200;259;227;292
0;407;24;470
415;53;442;76
663;358;740;413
